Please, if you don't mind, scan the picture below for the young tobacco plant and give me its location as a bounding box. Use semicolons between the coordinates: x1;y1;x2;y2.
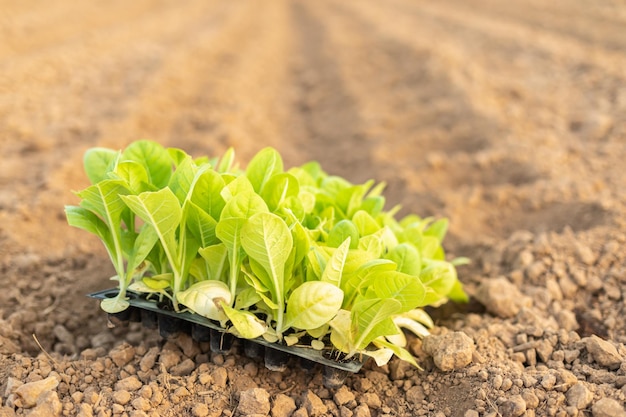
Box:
67;140;468;366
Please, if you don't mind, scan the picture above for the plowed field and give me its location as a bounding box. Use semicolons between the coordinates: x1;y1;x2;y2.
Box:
1;1;625;416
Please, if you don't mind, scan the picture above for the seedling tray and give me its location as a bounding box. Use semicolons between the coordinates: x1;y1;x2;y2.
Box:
89;289;363;387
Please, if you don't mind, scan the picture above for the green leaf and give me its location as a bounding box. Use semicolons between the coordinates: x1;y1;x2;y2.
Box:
341;257;395;309
215;217;247;297
125;224;159;280
167;147;189;167
336;181;372;218
352;298;402;349
75;180;129;225
360;196;385;216
241;213;292;299
283;211;310;275
216;147;236;173
284;281;343;330
220;175;254;201
260;173;299;212
367;270;426;313
84;148;119;184
240;212;292;333
74;180;130;277
418;260;457;306
186;201;218;247
305;243;328;282
420;236;441;259
191;169;226;220
65;206;114;253
114;161;150;194
246;147;283;193
198;243;229;282
352;210;380;236
168;156;198;204
321;237;351;287
424;218;449;243
234;287;262;310
445;274;468;303
327;219;359;249
121;188;182;273
384;243;421;276
122;140;172;189
143;274;172;290
220;190;268;220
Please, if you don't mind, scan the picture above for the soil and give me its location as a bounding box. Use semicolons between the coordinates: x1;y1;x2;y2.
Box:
1;0;625;416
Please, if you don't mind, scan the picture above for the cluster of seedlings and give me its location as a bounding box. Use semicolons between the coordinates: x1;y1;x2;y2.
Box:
67;140;466;383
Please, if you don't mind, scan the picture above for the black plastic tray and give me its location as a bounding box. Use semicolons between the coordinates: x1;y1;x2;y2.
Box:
89;289;363;378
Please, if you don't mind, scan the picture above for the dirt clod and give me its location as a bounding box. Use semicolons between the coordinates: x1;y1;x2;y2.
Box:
25;391;61;417
13;376;59;408
584;335;623;370
302;391;328;416
475;278;530;319
498;395;526;417
591;398;626;417
422;332;475;371
237;388;271;416
115;376;142;392
565;382;593;410
271;394;297;417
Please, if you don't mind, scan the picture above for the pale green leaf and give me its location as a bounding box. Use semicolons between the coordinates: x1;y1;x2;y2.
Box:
220;175;254;202
383;243;421;276
240;212;292;301
114;161;150;194
186;201;218;247
221;303;267;339
65;206;113;253
215;216;247;298
177;280;231;321
121;140;171;188
418;260;457;306
372;338;420;368
84;148;119;184
220;190;268;220
191;169;226;220
168;156;198;204
234;287;262;310
260;173;299;211
198;243;229;282
100;297;130;314
352;210;380;236
321;237;351;287
216;147;236;173
126;224;159;279
120;188;182;272
368;270;426;312
284;281;343;330
327;220;359;249
246;147;283;192
352;298;402;349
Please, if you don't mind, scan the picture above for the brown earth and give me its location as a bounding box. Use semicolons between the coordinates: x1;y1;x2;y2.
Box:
1;0;626;416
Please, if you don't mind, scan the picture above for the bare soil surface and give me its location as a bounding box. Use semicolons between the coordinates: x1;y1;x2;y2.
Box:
1;1;626;416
